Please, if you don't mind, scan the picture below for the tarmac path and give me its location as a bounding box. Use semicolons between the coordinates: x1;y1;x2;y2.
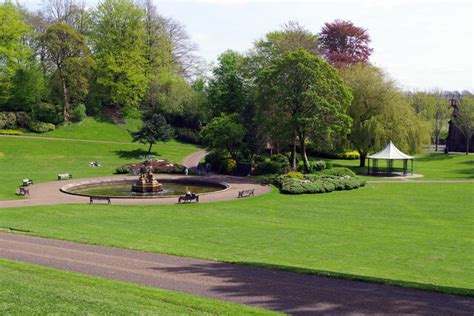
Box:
0;232;472;315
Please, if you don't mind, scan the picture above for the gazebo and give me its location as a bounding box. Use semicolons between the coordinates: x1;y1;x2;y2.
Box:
367;141;414;176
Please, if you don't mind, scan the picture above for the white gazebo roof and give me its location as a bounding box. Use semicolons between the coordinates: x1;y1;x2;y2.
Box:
367;141;414;160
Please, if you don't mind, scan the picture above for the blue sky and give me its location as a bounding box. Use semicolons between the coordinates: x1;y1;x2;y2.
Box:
22;0;473;91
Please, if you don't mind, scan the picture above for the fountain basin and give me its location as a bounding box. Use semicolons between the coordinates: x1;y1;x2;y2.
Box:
61;178;229;199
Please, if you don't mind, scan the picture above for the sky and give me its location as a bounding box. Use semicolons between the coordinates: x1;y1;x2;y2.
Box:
22;0;474;92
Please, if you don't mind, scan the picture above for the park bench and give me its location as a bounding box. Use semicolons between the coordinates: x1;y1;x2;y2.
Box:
238;189;254;198
57;173;73;180
22;179;33;186
89;196;111;205
178;194;199;203
17;186;30;197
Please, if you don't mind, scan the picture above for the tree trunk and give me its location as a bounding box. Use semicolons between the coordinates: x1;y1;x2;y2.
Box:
359;152;366;167
59;69;70;122
148;143;153;154
466;137;470;155
435;134;439;152
299;133;309;171
290;135;297;170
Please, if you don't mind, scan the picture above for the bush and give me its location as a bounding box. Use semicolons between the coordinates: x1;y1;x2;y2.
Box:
175;127;200;144
15;112;32;128
225;159;237;174
0;129;24;135
255;160;284;175
32;103;63;124
270;154;290;166
28;121;55;133
280;176;366;194
0;112;17;129
318;167;356;177
115;166;129;174
204;151;227;173
70;104;87;122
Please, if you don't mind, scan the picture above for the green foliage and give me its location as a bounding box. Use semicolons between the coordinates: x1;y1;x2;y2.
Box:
91;0;148;109
0;112;17;129
0;2;32;106
255;160;285;175
0;129;23;135
270;154;290;167
280;174;366;194
174;127;200;144
70;104;87;122
130;111;173;153
317;167;356;177
285;171;304;179
7;63;46;111
39;23;92;121
207;50;247;116
31;103;63;125
28;121;56;133
200;114;246;161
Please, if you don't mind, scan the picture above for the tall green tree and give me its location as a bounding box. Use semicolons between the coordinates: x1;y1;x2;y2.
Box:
90;0;147;110
259;49;352;170
0;2;32;106
130;111;173;154
453;97;474;154
40;22;91;121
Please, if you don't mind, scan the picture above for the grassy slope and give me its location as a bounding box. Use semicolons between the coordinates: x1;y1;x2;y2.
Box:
26;117;142;142
0;259;275;315
323;153;474;180
1;183;473;293
0;137;198;200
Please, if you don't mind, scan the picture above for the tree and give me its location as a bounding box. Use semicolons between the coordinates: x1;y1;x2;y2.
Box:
259;49;352;170
207;51;247;116
90;0;148;110
319;20;373;68
130;112;173;154
40;22;91;121
453;97;474;154
200;114;246;161
0;2;32;106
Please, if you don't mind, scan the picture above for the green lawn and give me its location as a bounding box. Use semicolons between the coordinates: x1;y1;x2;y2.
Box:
1;183;473;294
321;153;474;180
0;259;275;315
26;117;142;142
0;137;198;200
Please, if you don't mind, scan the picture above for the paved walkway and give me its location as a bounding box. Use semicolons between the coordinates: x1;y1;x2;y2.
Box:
0;174;270;209
0;233;472;315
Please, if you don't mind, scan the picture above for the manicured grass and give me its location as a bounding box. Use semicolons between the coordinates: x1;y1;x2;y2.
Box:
321;153;474;180
0;259;275;315
26;117;142;142
0;137;198;200
1;183;473;294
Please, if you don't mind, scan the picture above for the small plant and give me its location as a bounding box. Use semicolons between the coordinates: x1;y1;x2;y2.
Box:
255;160;284;175
28;121;55;133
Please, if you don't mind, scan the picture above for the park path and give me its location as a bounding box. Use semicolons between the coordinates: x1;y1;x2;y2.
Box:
0;133;136;145
0;232;472;315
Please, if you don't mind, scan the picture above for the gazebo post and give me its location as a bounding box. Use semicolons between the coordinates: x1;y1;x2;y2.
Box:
403;159;408;175
367;158;370;174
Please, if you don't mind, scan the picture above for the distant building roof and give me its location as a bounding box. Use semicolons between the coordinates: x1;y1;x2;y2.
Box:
367;141;414;160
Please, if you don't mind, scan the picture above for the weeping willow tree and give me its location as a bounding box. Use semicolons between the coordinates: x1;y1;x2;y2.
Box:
341;64;430;167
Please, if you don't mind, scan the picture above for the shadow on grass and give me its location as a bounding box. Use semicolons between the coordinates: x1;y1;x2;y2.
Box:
150;261;474;315
114;149;161;160
416;153;455;162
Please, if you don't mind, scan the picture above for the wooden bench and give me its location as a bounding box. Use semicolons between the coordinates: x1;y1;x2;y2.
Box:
57;173;73;180
178;195;199;203
89;196;111;204
17;186;30;197
22;179;33;186
238;189;255;198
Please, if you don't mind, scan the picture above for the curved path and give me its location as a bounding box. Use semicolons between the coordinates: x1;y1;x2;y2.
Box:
0;174;270;209
0;232;472;315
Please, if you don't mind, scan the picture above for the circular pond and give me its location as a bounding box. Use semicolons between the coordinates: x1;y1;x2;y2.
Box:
61;178;229;199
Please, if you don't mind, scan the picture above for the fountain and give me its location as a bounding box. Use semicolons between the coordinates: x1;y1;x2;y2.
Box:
131;160;163;193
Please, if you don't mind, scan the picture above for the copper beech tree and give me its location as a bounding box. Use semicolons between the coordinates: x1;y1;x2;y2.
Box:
319;19;373;68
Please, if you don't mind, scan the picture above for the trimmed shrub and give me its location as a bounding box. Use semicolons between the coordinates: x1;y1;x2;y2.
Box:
270;154;290;166
70;104;87;122
15;112;32;128
0;112;17;129
28;121;55;133
204;151;227;173
225;159;237;174
0;129;24;135
32;103;63;124
286;171;304;179
279;174;366;194
319;167;356;177
255;160;284;175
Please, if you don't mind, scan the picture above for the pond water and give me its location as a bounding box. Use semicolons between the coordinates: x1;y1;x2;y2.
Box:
73;180;225;197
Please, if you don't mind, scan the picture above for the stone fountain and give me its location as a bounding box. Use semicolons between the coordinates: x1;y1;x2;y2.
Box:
132;160;163;193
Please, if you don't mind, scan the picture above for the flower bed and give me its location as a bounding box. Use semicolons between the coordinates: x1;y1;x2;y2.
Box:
115;160;186;174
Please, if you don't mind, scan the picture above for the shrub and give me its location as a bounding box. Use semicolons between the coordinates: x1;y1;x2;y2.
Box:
32;103;63;124
319;167;356;177
286;171;304;179
70;104;87;122
15;112;31;128
279;174;366;194
204;151;227;172
270;154;290;166
29;121;55;133
225;159;237;174
115;165;130;174
175;127;200;144
255;160;284;175
325;161;333;169
0;112;17;129
0;129;24;135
